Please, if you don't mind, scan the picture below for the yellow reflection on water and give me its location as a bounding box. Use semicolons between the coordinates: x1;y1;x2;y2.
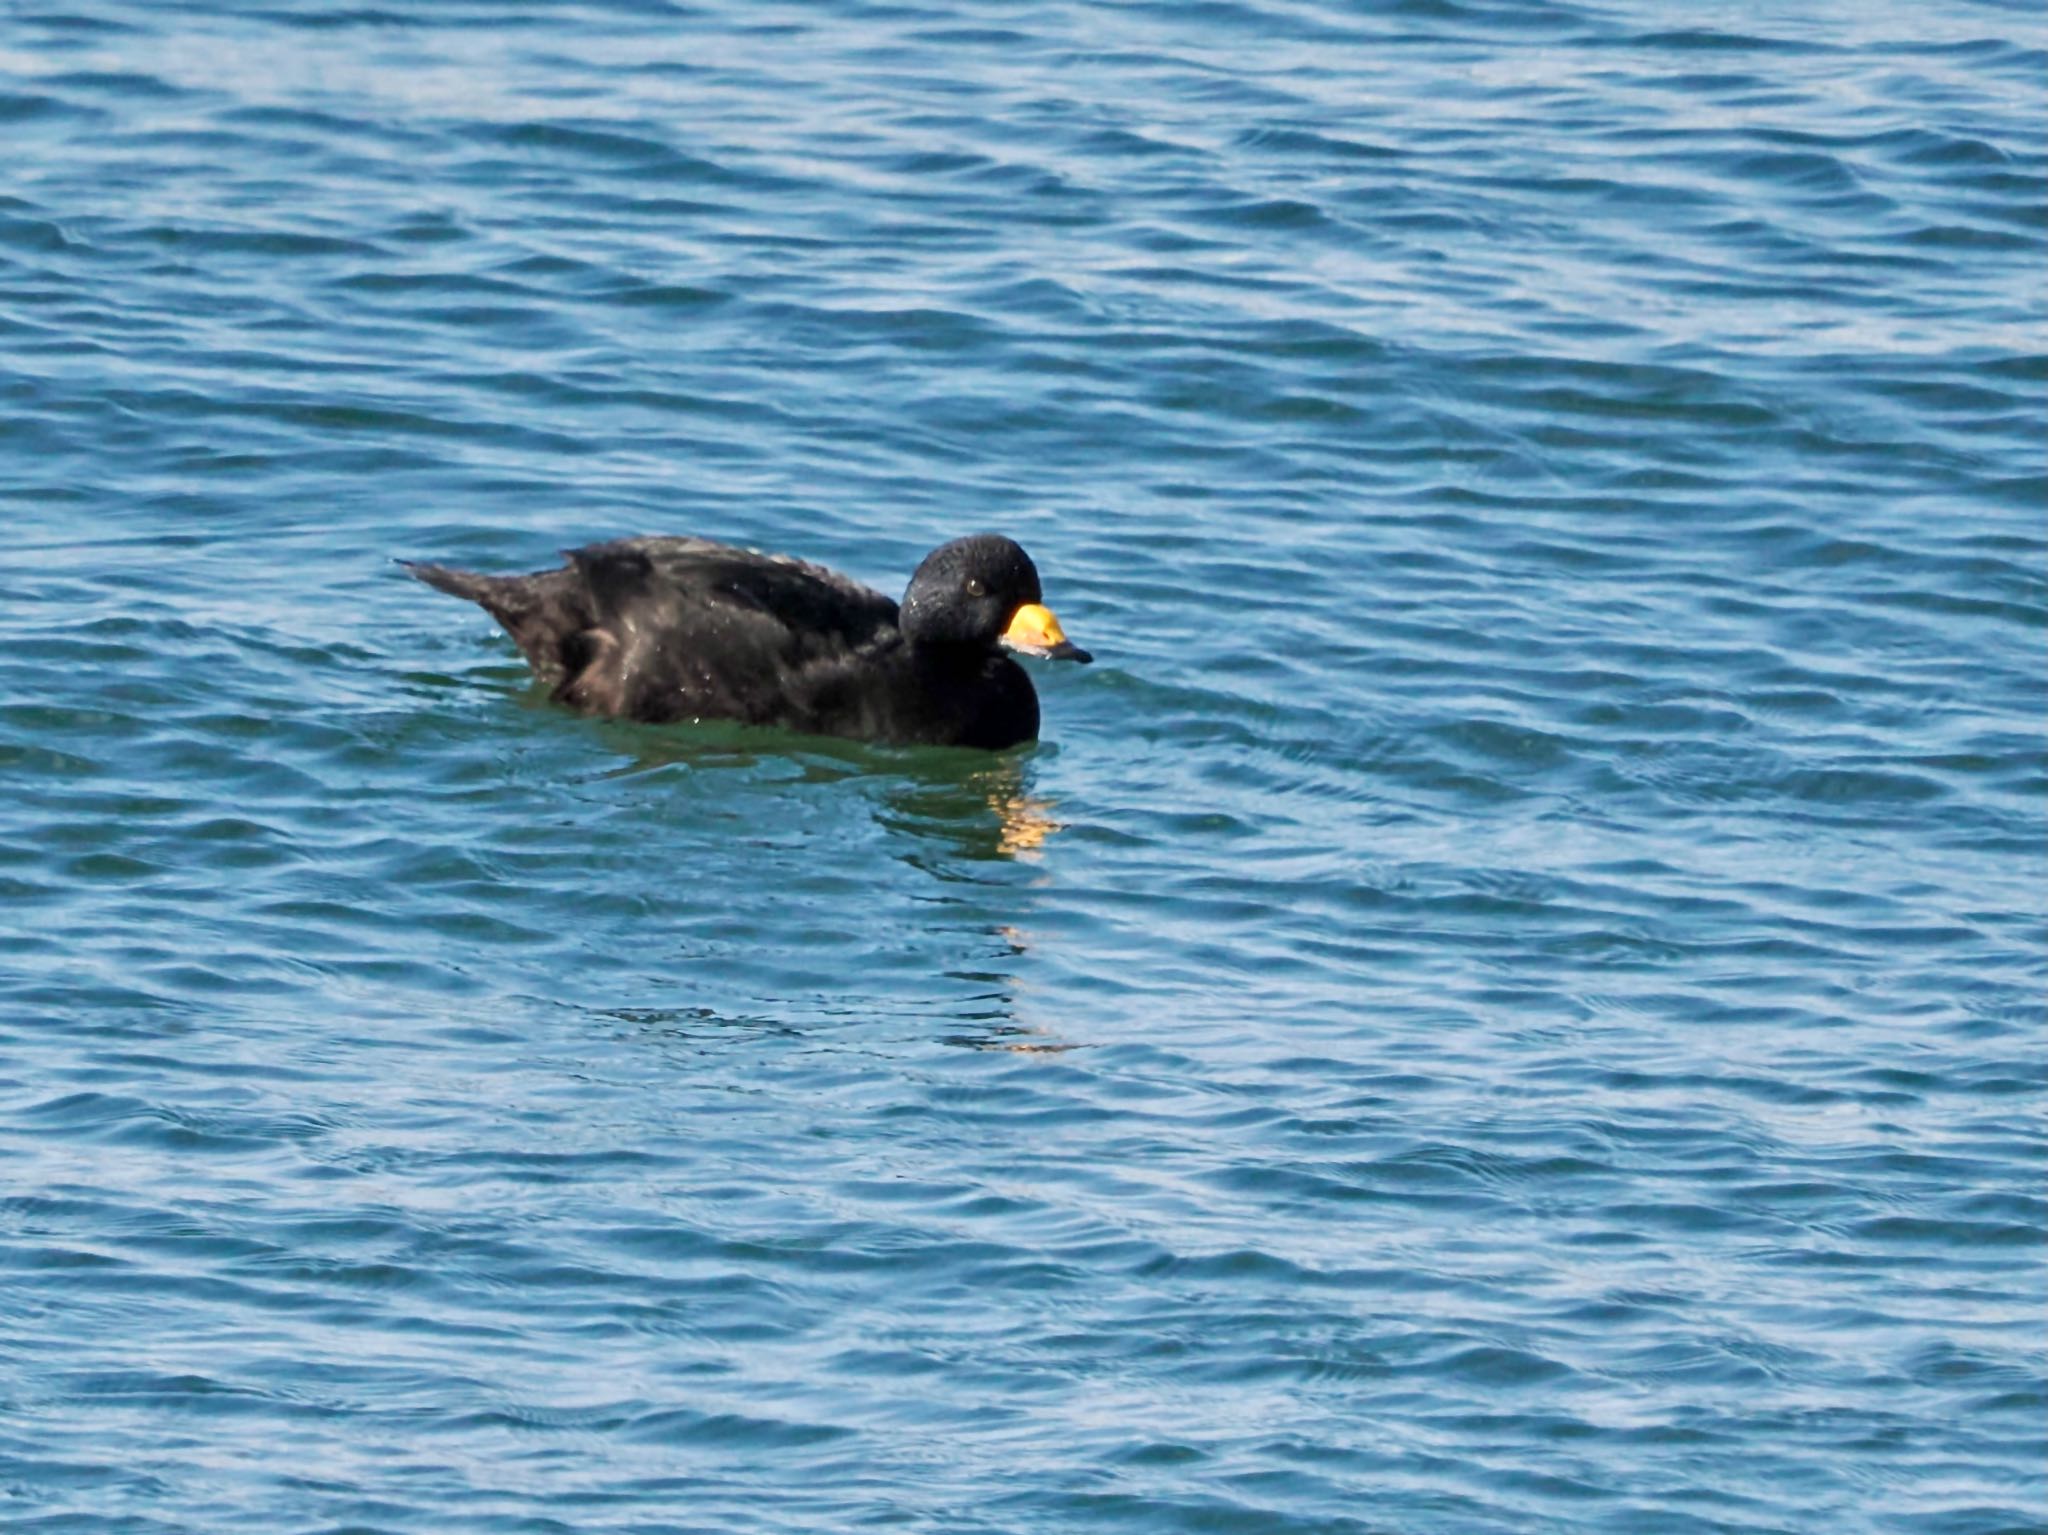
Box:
988;781;1061;859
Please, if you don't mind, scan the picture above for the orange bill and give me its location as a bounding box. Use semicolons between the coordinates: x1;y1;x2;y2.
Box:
999;604;1092;663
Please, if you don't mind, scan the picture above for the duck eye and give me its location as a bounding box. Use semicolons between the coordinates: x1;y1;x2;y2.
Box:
965;578;986;598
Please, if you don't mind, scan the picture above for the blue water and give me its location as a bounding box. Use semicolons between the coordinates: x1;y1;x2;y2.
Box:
3;2;2044;1531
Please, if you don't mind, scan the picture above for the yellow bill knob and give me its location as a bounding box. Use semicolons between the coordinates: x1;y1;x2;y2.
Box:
999;603;1092;663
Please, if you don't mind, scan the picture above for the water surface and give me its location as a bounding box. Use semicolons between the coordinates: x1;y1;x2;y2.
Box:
3;3;2044;1532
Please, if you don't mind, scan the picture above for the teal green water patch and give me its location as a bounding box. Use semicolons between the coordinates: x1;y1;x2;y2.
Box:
1;1;2043;1532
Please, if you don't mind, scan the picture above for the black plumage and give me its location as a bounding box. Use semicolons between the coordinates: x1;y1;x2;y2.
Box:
407;533;1090;750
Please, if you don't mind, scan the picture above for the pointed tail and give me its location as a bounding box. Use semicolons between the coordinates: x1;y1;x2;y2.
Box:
399;559;501;604
401;557;583;687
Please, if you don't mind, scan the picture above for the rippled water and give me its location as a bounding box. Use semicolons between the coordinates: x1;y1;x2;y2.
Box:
4;3;2044;1531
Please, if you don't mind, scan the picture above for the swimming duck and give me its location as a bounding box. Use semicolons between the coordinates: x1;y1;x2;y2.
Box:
407;533;1091;749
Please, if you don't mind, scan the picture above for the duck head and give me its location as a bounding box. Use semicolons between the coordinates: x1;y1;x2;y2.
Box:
900;534;1092;663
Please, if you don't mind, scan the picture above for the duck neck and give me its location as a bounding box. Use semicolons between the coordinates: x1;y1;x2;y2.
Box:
908;638;999;677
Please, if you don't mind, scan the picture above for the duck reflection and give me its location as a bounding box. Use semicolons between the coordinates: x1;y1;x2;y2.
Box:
592;715;1064;865
992;787;1060;859
581;725;1080;1052
872;753;1061;866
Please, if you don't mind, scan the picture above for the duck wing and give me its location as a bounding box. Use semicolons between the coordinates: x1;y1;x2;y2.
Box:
574;538;897;648
556;537;901;722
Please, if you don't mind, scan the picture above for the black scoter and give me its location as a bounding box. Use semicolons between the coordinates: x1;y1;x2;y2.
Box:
407;533;1091;749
